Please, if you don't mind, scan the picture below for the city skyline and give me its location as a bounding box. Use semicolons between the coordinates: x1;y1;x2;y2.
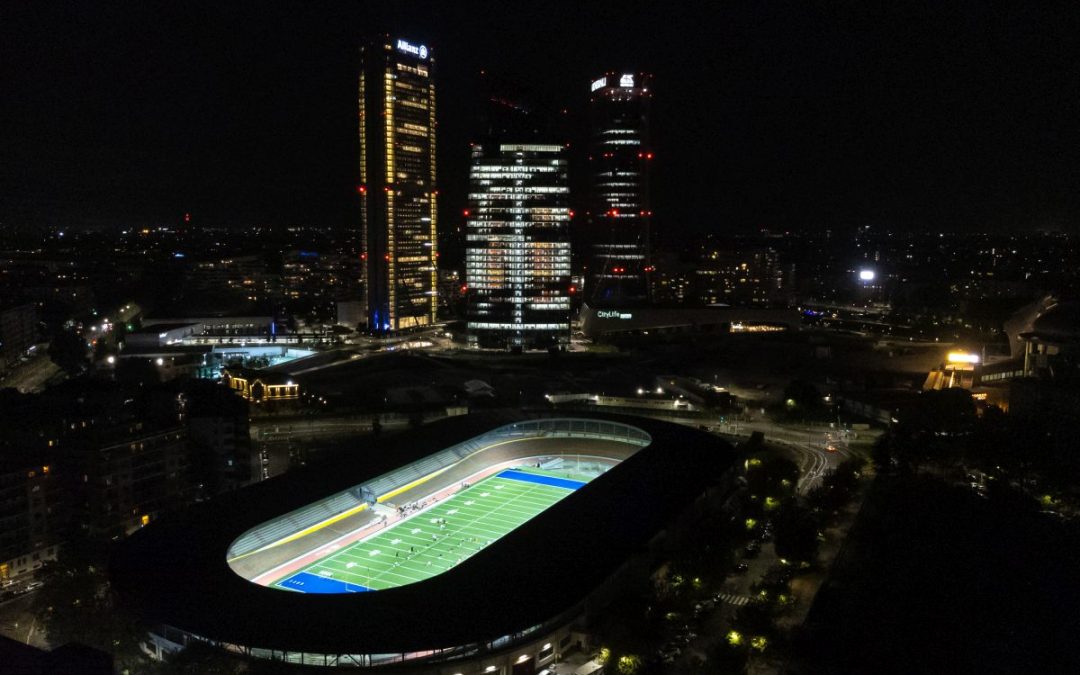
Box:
3;2;1078;236
3;5;1080;671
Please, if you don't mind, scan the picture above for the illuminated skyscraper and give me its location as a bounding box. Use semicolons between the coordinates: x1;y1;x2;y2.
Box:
359;36;438;333
587;72;653;304
466;144;571;351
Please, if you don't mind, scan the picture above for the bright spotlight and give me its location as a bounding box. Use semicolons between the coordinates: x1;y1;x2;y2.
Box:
858;269;876;281
947;352;980;364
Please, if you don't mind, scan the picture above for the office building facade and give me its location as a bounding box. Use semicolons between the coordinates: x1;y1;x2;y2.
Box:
359;37;438;333
0;303;38;373
694;244;784;307
466;144;571;350
587;72;653;304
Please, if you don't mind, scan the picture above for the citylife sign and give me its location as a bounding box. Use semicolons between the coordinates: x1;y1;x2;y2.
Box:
396;39;428;60
597;310;633;320
593;75;635;91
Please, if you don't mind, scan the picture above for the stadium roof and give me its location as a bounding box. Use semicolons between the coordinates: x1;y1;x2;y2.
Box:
111;411;737;656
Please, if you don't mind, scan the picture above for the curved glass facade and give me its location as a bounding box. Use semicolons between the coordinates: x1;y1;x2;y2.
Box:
587;73;653;304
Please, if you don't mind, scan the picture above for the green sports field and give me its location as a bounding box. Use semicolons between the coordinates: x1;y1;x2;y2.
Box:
273;467;587;594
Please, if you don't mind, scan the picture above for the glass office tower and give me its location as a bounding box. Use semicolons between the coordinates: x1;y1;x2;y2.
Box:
587;72;653;304
359;36;438;333
466;144;571;351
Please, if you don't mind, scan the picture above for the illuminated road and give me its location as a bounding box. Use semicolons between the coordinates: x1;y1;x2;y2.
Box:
718;418;877;494
0;589;49;650
250;403;878;495
251;414;422;442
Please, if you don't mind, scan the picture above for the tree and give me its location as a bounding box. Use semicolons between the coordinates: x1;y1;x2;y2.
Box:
871;434;894;472
593;592;661;667
48;330;89;375
811;458;865;515
776;380;830;421
115;358;161;388
615;653;643;674
734;601;775;639
745;456;800;501
35;531;151;673
704;640;749;674
773;502;820;564
870;388;978;475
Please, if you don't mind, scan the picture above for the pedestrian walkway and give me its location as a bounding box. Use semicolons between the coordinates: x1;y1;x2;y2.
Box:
717;593;753;606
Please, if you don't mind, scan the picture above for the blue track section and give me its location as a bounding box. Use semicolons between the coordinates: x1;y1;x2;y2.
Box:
499;469;586;491
277;571;371;594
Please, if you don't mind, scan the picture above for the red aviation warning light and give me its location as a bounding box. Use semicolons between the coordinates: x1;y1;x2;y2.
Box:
463;209;470;217
361;252;368;260
183;213;191;223
357;184;367;194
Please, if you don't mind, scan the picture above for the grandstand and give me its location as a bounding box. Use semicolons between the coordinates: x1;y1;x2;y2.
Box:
226;418;644;584
112;413;739;673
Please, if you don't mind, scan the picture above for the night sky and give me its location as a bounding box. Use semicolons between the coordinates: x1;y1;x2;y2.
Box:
2;1;1078;236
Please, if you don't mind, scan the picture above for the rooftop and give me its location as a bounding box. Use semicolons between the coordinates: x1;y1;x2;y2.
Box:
111;412;736;656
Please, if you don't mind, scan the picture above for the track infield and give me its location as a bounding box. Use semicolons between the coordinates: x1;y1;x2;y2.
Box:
273;468;585;593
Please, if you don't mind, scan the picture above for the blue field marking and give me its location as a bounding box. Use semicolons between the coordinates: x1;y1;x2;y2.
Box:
498;469;586;491
277;571;372;594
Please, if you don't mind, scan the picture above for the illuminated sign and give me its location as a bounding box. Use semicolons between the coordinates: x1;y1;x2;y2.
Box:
396;39;428;60
597;310;632;320
947;352;980;364
591;77;607;92
619;74;634;87
858;269;875;281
